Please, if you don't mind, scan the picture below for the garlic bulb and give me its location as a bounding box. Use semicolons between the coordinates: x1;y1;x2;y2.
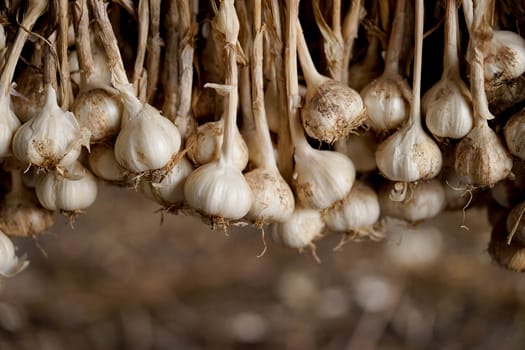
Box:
379;180;445;222
141;157;193;205
271;207;324;249
506;201;525;245
0;94;21;158
187;120;248;170
0;230;29;278
489;219;525;272
72;89;122;141
88;143;127;183
504;108;525;160
114;92;181;173
455;120;512;186
323;181;380;233
485;31;525;87
12;85;91;170
296;20;365;143
36;162;98;212
334;133;377;172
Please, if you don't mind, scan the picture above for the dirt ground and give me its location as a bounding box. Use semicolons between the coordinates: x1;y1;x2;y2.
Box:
0;183;523;350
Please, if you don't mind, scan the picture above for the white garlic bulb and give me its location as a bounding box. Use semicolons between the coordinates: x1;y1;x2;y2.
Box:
485;30;525;87
504;109;525;160
72;89;122;141
455;120;513;186
187;120;248;170
0;93;21;158
115;93;181;173
272;207;324;249
379;180;445;222
88;143;127;182
12;85;90;170
184;160;253;220
245;168;295;223
141;157;193;205
36;162;98;212
0;230;29;278
334;133;377;172
323;181;380;232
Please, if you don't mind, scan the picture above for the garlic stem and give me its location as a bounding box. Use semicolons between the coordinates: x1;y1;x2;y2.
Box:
43;34;58;91
161;0;179;121
0;0;47;95
58;0;73;109
462;0;473;32
332;0;342;35
383;0;406;75
296;20;325;88
132;0;149;95
410;0;424;126
443;0;460;76
341;0;362;84
146;0;161;103
73;0;96;87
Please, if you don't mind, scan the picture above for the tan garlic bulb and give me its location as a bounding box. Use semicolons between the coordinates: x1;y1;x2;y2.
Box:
72;89;122;141
323;181;380;233
36;162;98;212
504;109;525;160
379;180;445;223
334;133;377;172
187;120;248;170
0;230;29;278
12;85;91;170
296;21;365;143
272;207;325;249
489;219;525;272
88;143;127;183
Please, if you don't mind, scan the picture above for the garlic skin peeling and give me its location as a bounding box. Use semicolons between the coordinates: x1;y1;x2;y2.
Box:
293;148;355;210
272;207;324;249
0;93;21;158
455;121;513;187
0;230;28;278
376;122;442;182
12;86;91;169
184;161;253;220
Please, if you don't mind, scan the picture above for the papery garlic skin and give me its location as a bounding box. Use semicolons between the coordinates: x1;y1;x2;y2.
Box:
361;77;409;131
376;123;442;182
184;161;253;220
187;120;248;170
245;168;295;223
115;103;181;173
0;94;21;158
72;89;122;141
323;181;380;232
423;79;473;139
302;81;365;143
455;121;513;186
504;109;525;160
379;180;445;222
88;143;127;182
12;86;90;169
293;148;355;210
485;31;525;86
36;163;98;212
141;157;193;205
334;133;377;172
0;230;28;277
272;207;324;249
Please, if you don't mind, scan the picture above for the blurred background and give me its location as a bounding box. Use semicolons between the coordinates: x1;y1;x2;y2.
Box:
0;184;523;350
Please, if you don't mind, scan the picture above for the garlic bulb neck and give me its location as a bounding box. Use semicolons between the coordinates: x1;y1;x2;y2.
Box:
383;0;406;75
443;0;460;76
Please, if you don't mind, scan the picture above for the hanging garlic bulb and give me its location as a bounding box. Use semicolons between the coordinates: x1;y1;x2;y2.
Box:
141;157;193;206
12;85;91;170
295;20;364;143
90;0;181;174
36;161;98;212
379;180;445;223
0;168;54;237
184;0;253;222
422;0;473;139
323;181;381;235
187;120;248;170
0;230;29;278
360;0;410;131
334;132;377;172
376;1;442;183
88;143;128;183
271;207;324;249
504;108;525;160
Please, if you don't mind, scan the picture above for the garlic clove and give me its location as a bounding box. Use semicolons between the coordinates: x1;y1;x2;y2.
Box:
293;148;355;210
504;108;525;160
376;123;443;182
187;120;248;170
0;94;21;158
379;180;445;223
0;230;29;277
455;121;513;187
334;132;377;172
323;181;380;233
88;143;128;183
184;161;253;220
72;89;122;142
271;207;324;249
244;168;295;223
141;157;193;205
